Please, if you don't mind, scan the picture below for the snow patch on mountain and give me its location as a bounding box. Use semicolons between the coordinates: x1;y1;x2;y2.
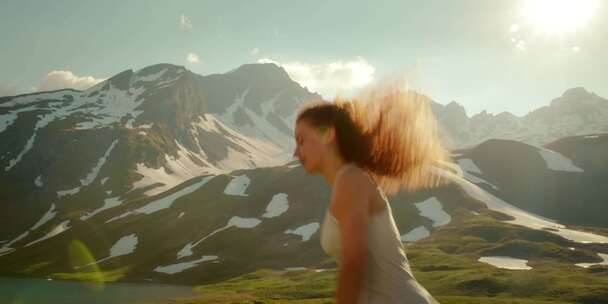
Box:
224;174;250;196
109;234;138;257
193;114;288;171
287;163;300;169
56;140;118;197
260;93;283;117
154;255;218;274
0;68;185;158
57;187;80;198
455;158;498;189
81;196;124;221
82;140;118;185
262;193;289;218
220;88;249;126
25;220;71;247
0;111;18;133
5;130;37;171
401;226;431;242
131;143;217;196
133;68;168;83
75;83;146;129
575;253;608;268
76;234;138;268
197;116;287;169
0;90;71;108
34;175;43;187
436;167;608;244
31;203;57;231
536;148;584;172
414;197;451;227
457;159;482;174
285;222;320;242
108;176;214;223
0;104;40;134
0;231;29;256
178;216;261;259
478;256;532;270
218;88;294;154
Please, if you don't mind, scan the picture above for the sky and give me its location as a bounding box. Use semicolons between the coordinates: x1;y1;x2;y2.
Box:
1;0;606;116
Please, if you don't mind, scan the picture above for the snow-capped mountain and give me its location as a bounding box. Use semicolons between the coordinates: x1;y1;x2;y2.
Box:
432;87;608;149
455;134;608;228
0;137;606;285
1;62;607;285
0;63;319;240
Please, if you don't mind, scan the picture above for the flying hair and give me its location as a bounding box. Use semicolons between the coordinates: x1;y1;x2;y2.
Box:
296;82;452;196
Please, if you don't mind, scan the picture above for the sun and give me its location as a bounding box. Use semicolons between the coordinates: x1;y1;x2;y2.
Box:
522;0;598;34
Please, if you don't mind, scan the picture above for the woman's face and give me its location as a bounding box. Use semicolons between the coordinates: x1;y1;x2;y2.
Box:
293;119;330;174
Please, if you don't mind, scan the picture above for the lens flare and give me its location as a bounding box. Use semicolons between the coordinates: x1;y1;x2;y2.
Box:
523;0;598;34
68;239;105;292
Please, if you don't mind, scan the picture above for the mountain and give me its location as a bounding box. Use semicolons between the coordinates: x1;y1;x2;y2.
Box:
0;63;607;296
432;87;608;149
0;63;319;242
0;137;607;286
455;135;608;228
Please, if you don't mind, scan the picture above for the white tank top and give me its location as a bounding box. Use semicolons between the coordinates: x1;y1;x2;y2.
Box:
320;163;439;304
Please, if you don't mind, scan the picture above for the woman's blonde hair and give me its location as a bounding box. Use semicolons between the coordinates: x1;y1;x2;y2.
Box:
296;85;451;196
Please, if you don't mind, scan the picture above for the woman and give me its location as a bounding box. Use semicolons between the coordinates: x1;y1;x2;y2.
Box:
292;88;449;303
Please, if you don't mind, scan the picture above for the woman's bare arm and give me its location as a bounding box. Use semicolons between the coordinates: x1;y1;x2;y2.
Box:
331;168;370;304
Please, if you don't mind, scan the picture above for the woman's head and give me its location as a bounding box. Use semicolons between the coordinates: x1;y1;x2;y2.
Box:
292;118;330;174
294;87;451;195
293;99;371;174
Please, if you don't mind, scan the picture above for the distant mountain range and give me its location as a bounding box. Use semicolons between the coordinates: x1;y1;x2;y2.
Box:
0;63;607;285
432;87;608;148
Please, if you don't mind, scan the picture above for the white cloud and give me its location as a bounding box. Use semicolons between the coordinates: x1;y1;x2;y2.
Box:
257;57;375;99
36;70;105;92
516;40;527;50
180;14;192;32
187;52;200;64
250;47;260;55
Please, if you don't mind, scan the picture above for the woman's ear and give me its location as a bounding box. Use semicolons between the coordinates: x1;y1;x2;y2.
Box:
322;126;336;144
327;126;336;142
317;125;336;144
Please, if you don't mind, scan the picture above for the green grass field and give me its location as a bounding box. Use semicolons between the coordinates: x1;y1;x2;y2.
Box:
139;210;608;304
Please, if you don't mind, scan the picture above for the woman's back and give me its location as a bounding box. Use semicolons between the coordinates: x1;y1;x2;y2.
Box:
320;164;439;303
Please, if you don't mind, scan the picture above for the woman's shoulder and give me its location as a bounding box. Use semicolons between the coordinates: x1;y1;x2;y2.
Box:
339;163;375;185
332;164;373;208
332;163;387;220
335;163;368;186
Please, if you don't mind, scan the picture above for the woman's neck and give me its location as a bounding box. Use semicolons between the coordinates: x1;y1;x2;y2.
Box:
321;155;349;188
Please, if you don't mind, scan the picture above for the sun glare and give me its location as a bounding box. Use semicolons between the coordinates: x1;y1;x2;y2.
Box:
523;0;598;34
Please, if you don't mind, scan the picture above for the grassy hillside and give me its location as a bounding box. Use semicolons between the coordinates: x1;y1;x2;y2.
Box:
140;210;608;304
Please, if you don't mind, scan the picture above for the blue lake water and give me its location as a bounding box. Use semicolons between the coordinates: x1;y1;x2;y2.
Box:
0;276;196;304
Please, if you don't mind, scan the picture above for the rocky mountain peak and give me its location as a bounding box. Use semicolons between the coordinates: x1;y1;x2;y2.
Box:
550;87;602;108
445;100;467;114
105;69;134;91
470;110;491;121
227;63;292;85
